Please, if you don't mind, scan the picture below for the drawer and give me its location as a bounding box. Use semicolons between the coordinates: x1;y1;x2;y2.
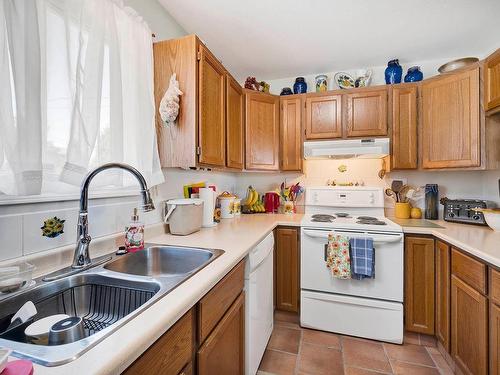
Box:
451;248;487;294
490;268;500;305
124;308;194;375
197;260;245;343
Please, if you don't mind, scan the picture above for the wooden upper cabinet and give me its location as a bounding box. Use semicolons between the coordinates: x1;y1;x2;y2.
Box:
451;275;488;375
485;48;500;112
404;236;435;335
305;94;342;139
421;67;480;169
275;227;299;312
198;45;226;167
280;97;303;171
345;88;388;137
435;240;450;352
391;85;418;169
225;74;244;169
245;90;280;170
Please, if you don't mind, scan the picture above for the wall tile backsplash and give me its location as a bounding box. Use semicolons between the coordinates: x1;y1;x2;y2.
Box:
0;195;163;262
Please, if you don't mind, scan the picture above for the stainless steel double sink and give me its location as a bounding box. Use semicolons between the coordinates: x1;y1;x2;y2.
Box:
0;245;224;366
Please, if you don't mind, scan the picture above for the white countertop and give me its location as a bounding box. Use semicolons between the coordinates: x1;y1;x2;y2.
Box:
18;214;500;374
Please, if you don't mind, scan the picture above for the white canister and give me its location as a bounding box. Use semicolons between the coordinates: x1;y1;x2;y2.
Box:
218;192;236;219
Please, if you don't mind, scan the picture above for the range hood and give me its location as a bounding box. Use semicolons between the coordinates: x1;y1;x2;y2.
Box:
303;138;390;159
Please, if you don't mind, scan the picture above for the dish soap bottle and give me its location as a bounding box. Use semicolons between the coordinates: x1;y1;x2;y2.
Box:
125;208;144;252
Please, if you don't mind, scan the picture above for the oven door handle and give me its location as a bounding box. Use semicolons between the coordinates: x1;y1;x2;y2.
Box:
303;229;403;244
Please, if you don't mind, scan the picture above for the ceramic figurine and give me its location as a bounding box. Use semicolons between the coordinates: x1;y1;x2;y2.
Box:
159;73;183;126
280;87;293;95
384;59;403;84
315;75;328;92
293;77;307;94
354;69;372;87
404;66;423;82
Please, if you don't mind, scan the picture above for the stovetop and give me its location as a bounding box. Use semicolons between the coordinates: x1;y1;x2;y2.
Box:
302;213;402;232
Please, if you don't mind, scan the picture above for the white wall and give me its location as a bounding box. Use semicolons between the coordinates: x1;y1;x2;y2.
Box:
266;56;470;95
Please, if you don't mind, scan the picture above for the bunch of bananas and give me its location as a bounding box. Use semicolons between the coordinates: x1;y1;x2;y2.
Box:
242;186;265;213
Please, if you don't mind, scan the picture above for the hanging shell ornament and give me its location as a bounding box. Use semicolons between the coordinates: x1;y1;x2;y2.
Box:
159;73;183;126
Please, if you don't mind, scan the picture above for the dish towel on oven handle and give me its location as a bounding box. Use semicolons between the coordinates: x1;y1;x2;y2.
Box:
349;237;375;280
325;233;351;279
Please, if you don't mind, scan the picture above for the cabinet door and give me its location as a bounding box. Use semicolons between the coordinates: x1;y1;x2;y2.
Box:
124;309;194;375
305;94;342;139
245;91;280;170
391;85;418;169
197;292;245;375
275;227;299;312
485;49;500;111
280;97;302;171
226;74;244;169
198;45;225;167
421;67;480;169
491;302;500;375
435;240;450;352
345;88;388;137
404;236;435;334
451;275;488;375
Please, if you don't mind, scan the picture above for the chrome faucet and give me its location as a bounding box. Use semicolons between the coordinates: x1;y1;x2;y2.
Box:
72;163;155;269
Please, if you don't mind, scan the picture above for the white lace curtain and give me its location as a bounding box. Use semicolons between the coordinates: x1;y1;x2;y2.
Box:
0;0;164;196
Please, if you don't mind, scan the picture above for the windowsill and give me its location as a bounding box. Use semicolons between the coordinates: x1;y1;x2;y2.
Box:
0;189;143;206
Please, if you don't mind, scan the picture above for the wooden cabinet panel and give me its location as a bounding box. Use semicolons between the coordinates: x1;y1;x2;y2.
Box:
345;88;388;137
280;97;302;171
421;67;480;169
245;91;280;170
226;74;244;169
404;236;435;334
198;45;226;167
485;48;500;111
275;227;299;312
435;240;450;352
198;260;245;344
391;85;418;169
490;267;500;306
305;94;342;139
451;248;487;294
179;362;193;375
491;302;500;375
197;292;245;375
124;309;194;375
451;275;488;375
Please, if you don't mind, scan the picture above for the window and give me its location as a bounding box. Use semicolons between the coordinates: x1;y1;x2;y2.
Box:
0;0;163;200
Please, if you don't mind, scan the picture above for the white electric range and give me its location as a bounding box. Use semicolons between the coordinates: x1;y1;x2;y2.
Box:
300;186;404;344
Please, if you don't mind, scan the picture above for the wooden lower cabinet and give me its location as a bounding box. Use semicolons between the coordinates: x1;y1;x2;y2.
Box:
404;236;435;334
197;292;245;375
275;227;300;312
435;240;450;351
451;275;488;375
123;309;194;375
491;302;500;375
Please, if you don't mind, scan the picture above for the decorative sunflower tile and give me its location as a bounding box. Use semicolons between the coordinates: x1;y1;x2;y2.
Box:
41;216;65;238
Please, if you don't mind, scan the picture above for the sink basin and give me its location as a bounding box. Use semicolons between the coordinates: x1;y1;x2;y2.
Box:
104;245;218;276
0;245;224;366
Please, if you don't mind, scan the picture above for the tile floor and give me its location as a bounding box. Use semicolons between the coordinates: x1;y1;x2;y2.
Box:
257;311;454;375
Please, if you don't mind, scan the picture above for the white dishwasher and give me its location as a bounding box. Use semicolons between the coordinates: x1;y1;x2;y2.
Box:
245;232;274;375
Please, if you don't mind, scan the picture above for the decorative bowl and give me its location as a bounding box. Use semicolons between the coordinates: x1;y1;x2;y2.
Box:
334;72;355;89
477;208;500;232
438;57;479;74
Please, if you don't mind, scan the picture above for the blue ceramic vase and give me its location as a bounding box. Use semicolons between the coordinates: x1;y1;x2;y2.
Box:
293;77;307;94
385;59;403;84
404;66;423;82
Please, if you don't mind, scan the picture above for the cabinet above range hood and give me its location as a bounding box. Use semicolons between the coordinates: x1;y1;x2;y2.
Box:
303;138;390;159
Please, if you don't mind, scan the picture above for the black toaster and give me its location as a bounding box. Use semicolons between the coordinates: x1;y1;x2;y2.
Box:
439;197;488;225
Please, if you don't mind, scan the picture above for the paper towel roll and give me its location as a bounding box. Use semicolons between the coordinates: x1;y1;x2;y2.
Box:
199;188;216;227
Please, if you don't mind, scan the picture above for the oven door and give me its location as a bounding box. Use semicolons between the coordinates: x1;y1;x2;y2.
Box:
301;227;403;302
